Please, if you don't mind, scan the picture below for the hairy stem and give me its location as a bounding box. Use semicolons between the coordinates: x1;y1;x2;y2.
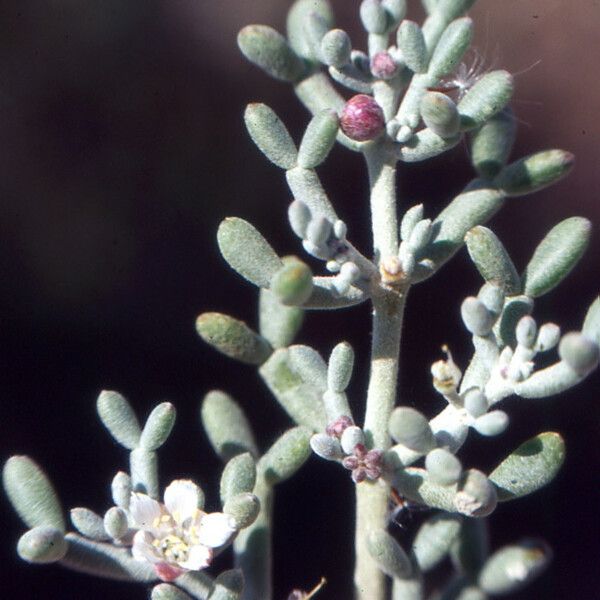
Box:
234;476;273;600
354;145;405;600
365;143;399;261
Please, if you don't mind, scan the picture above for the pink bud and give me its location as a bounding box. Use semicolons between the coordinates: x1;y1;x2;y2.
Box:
340;94;385;142
370;51;398;80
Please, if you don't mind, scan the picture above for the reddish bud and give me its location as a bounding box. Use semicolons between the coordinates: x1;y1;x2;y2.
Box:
340;95;385;142
370;51;398;80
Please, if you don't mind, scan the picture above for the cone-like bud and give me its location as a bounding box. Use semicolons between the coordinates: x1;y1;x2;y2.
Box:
489;432;565;501
286;0;334;57
426;448;462;486
111;471;132;510
217;217;283;288
370;51;398;80
152;584;194;600
473;410;509;437
270;257;314;306
461;297;495;336
220;453;257;505
208;569;244;600
244;103;298;169
70;508;109;541
458;70;514;130
455;469;497;517
470;109;517;178
310;433;344;460
196;313;272;365
321;29;352;68
103;506;129;540
96;390;141;450
327;341;355;392
398;20;427;73
421;92;460;138
428;17;473;78
478;540;552;595
238;25;306;82
367;529;413;579
360;0;389;34
558;332;600;375
17;526;67;563
389;407;435;453
223;493;261;529
521;217;591;298
140;402;176;451
494;149;575;196
260;427;312;485
340;94;386;141
298;110;339;168
3;456;65;531
465;226;520;295
413;514;462;572
201;391;258;461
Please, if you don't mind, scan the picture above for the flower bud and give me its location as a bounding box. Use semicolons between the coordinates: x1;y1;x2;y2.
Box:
370;51;398;80
340;94;385;142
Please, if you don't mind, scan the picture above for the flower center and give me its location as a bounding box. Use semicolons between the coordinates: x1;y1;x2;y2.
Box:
154;534;190;563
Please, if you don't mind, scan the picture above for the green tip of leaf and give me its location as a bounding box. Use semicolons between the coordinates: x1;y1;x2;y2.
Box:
489;432;565;501
270;256;314;306
196;312;273;365
238;25;307;83
521;216;591;298
494;149;575;196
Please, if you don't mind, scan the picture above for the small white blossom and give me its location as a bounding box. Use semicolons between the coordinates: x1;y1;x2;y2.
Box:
129;479;236;582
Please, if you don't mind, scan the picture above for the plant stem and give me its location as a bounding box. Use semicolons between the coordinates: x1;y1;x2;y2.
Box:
354;145;406;600
365;143;400;261
234;476;273;600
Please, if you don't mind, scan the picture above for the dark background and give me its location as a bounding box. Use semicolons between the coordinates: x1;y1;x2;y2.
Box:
1;1;598;598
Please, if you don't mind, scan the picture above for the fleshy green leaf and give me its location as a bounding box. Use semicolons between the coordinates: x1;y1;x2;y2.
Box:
521;217;591;298
220;453;257;505
217;217;283;288
238;25;307;82
140;402;176;451
201;391;258;461
3;456;65;531
17;526;68;564
96;390;141;450
244;103;298;169
259;427;312;485
196;312;273;365
489;432;565;501
258;288;304;349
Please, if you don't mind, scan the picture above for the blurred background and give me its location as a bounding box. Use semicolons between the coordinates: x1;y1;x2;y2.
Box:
1;1;598;598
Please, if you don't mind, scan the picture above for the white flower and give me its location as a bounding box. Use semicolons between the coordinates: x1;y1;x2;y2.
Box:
129;479;237;582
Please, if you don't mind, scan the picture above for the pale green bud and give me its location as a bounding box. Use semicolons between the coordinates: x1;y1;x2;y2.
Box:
426;448;462;486
17;526;67;563
389;407;435;453
70;508;109;541
103;506;129;540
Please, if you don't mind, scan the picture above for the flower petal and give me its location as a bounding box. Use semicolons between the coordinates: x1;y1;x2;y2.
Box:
129;493;162;530
198;512;237;548
164;479;202;524
132;530;160;564
154;562;185;582
178;544;213;571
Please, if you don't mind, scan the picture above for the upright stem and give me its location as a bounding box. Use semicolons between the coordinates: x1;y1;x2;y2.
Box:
234;476;273;600
354;146;406;600
365;143;399;261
